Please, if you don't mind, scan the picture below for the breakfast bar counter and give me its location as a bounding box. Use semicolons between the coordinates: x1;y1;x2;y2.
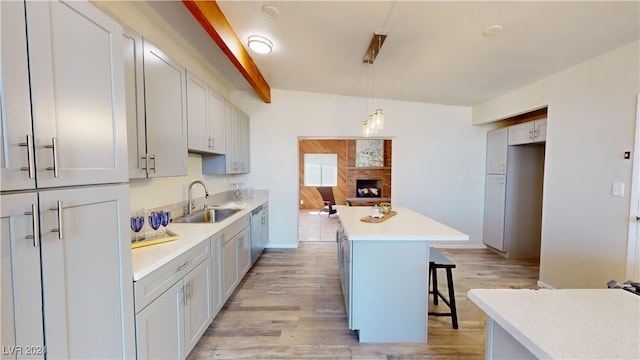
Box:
468;288;640;359
335;205;468;343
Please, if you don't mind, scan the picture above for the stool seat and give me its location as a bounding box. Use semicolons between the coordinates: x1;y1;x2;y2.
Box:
428;248;458;329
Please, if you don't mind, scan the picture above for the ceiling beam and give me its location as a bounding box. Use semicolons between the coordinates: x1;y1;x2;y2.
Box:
182;0;271;103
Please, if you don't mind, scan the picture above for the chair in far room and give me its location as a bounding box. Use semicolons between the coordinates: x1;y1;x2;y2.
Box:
316;187;337;218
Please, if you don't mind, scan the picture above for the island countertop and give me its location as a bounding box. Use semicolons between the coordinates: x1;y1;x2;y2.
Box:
468;288;640;359
335;205;469;241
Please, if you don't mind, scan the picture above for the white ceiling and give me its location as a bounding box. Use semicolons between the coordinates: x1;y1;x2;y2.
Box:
147;1;640;106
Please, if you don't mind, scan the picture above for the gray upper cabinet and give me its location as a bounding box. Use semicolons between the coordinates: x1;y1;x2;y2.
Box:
186;72;226;155
508;119;547;145
1;0;128;191
124;30;187;178
202;102;250;174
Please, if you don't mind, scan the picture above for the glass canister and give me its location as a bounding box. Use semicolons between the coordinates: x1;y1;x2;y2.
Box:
230;183;244;200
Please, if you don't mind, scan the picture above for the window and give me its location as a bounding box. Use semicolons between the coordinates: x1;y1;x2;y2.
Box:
304;154;337;186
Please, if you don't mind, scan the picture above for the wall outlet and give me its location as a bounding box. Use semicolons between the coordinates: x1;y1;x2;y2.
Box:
612;182;625;197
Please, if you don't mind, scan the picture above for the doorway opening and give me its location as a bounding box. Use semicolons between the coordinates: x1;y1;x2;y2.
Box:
297;138;392;242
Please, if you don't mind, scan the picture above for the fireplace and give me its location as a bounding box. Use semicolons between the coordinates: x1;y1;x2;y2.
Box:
356;179;382;198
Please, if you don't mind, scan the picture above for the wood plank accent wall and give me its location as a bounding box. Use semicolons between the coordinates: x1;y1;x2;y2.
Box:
298;139;392;210
298;139;348;210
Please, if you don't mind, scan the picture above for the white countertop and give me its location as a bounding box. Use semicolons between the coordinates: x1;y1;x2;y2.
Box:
468;288;640;359
336;205;468;241
131;197;268;281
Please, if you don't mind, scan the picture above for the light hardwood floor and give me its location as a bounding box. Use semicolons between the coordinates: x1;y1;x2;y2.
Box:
189;215;539;359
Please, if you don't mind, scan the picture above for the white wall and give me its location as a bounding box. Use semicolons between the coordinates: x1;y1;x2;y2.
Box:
474;40;640;288
231;89;487;248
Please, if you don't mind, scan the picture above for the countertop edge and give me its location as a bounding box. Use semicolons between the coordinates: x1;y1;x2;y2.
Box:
467;288;640;360
131;197;269;281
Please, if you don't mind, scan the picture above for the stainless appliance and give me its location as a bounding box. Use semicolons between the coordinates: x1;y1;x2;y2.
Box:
250;203;268;264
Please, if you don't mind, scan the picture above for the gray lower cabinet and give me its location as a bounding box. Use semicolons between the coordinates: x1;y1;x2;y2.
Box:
134;240;212;359
337;220;351;326
220;215;251;302
133;212;256;358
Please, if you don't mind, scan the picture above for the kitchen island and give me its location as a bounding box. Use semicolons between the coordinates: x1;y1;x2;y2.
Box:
335;205;468;343
468;288;640;359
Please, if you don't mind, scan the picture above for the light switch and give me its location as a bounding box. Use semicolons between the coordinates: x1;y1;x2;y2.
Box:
612;182;625;197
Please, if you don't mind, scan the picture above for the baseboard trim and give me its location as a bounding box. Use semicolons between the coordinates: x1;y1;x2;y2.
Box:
265;243;298;249
430;244;488;249
537;280;554;289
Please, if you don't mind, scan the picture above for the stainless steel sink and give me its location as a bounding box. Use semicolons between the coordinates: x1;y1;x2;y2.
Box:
173;208;240;224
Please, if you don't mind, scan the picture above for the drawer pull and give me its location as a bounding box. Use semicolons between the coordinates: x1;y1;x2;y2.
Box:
176;260;193;272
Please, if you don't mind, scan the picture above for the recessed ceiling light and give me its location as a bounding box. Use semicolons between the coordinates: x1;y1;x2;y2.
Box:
262;5;279;19
247;35;273;54
483;24;504;37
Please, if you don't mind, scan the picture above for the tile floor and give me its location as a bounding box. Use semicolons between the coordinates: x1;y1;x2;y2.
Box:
298;209;340;242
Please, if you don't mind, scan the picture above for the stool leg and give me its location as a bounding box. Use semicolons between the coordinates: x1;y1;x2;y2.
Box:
446;268;458;329
431;265;439;305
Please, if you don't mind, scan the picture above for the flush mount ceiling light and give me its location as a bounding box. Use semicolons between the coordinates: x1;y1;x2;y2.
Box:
247;35;273;54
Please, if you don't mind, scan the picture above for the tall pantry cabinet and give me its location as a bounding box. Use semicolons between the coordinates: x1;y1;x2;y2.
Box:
1;1;135;358
483;123;545;259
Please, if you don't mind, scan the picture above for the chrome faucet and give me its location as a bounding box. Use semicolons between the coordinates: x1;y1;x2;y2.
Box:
187;180;209;214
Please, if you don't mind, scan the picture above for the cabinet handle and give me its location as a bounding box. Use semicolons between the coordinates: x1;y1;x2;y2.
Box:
141;154;148;171
24;204;40;247
44;137;59;178
19;135;36;179
141;154;156;173
176;260;193;272
149;154;156;173
185;282;192;302
50;200;63;240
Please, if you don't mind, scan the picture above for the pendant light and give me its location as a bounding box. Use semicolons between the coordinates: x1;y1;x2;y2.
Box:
362;32;386;137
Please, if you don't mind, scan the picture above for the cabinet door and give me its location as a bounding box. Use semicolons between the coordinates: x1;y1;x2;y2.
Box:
135;281;185;360
123;29;148;179
508;122;535;145
1;193;45;358
39;184;135;359
143;40;188;177
187;72;210;153
238;112;250;173
222;236;238;301
184;258;213;355
25;0;128;187
212;235;223;314
224;102;239;173
483;174;507;251
0;1;36;191
486;128;508;174
237;227;251;277
208;91;226;154
533;119;547;143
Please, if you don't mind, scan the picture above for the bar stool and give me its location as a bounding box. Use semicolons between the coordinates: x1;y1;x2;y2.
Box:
428;248;458;329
